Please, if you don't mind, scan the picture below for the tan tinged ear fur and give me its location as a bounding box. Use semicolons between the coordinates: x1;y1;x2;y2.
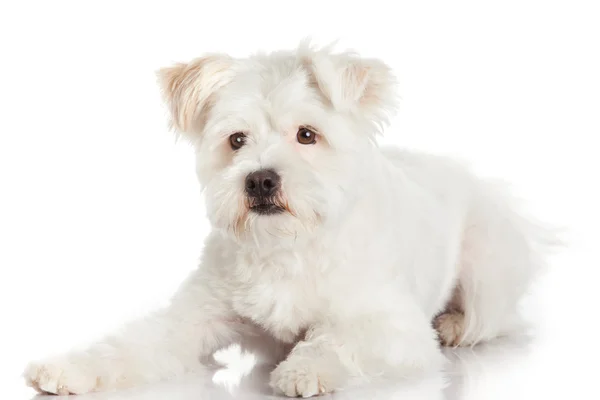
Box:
304;46;398;132
157;54;234;138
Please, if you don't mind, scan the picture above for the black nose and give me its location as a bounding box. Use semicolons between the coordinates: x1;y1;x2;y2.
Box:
245;169;280;197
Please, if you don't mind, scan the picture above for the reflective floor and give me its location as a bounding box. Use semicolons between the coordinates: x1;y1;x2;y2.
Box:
9;330;594;400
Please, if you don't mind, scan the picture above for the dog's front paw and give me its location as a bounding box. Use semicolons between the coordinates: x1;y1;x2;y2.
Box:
270;358;340;398
23;355;100;395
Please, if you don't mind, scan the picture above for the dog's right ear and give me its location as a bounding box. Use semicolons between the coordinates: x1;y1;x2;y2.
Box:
157;55;234;138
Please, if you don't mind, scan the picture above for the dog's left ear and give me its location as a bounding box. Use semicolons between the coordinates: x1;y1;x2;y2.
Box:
307;51;398;130
157;54;235;139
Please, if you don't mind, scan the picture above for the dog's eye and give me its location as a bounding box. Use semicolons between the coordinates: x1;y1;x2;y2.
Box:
297;127;317;145
229;132;246;150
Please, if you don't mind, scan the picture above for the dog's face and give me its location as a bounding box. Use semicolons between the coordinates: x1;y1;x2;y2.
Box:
158;44;397;244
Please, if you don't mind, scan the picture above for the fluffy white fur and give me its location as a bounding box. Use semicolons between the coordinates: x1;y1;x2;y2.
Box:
24;43;557;397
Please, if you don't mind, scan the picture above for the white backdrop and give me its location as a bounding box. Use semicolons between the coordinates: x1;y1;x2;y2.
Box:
0;1;598;399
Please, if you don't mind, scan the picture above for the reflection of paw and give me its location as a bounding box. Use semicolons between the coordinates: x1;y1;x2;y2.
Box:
24;356;100;395
212;344;257;391
270;358;334;398
434;312;465;347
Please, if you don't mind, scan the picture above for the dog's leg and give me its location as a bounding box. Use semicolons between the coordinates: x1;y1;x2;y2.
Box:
269;305;444;397
23;276;241;395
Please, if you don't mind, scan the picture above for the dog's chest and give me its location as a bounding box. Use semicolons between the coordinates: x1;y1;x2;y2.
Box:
229;252;323;343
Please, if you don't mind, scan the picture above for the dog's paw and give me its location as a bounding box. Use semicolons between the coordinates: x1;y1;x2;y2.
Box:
434;312;465;347
269;358;337;398
23;355;100;395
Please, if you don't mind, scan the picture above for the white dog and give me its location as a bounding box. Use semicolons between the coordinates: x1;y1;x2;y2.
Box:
24;43;557;397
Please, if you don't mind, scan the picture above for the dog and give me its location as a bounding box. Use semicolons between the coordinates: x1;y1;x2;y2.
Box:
24;43;557;397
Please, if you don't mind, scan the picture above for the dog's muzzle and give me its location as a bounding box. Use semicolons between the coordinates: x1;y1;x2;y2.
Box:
245;169;285;215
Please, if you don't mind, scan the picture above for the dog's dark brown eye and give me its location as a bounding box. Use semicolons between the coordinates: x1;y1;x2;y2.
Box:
229;132;246;150
297;127;317;145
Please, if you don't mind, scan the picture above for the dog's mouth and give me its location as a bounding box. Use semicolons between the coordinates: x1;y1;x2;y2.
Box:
250;202;285;215
248;196;286;215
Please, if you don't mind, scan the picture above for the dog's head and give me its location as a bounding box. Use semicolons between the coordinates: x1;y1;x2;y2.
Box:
157;43;397;245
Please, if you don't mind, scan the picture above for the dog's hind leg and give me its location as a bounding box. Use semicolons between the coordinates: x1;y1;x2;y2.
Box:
435;181;553;348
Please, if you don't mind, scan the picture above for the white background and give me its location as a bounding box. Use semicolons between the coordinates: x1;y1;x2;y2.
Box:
1;1;599;399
